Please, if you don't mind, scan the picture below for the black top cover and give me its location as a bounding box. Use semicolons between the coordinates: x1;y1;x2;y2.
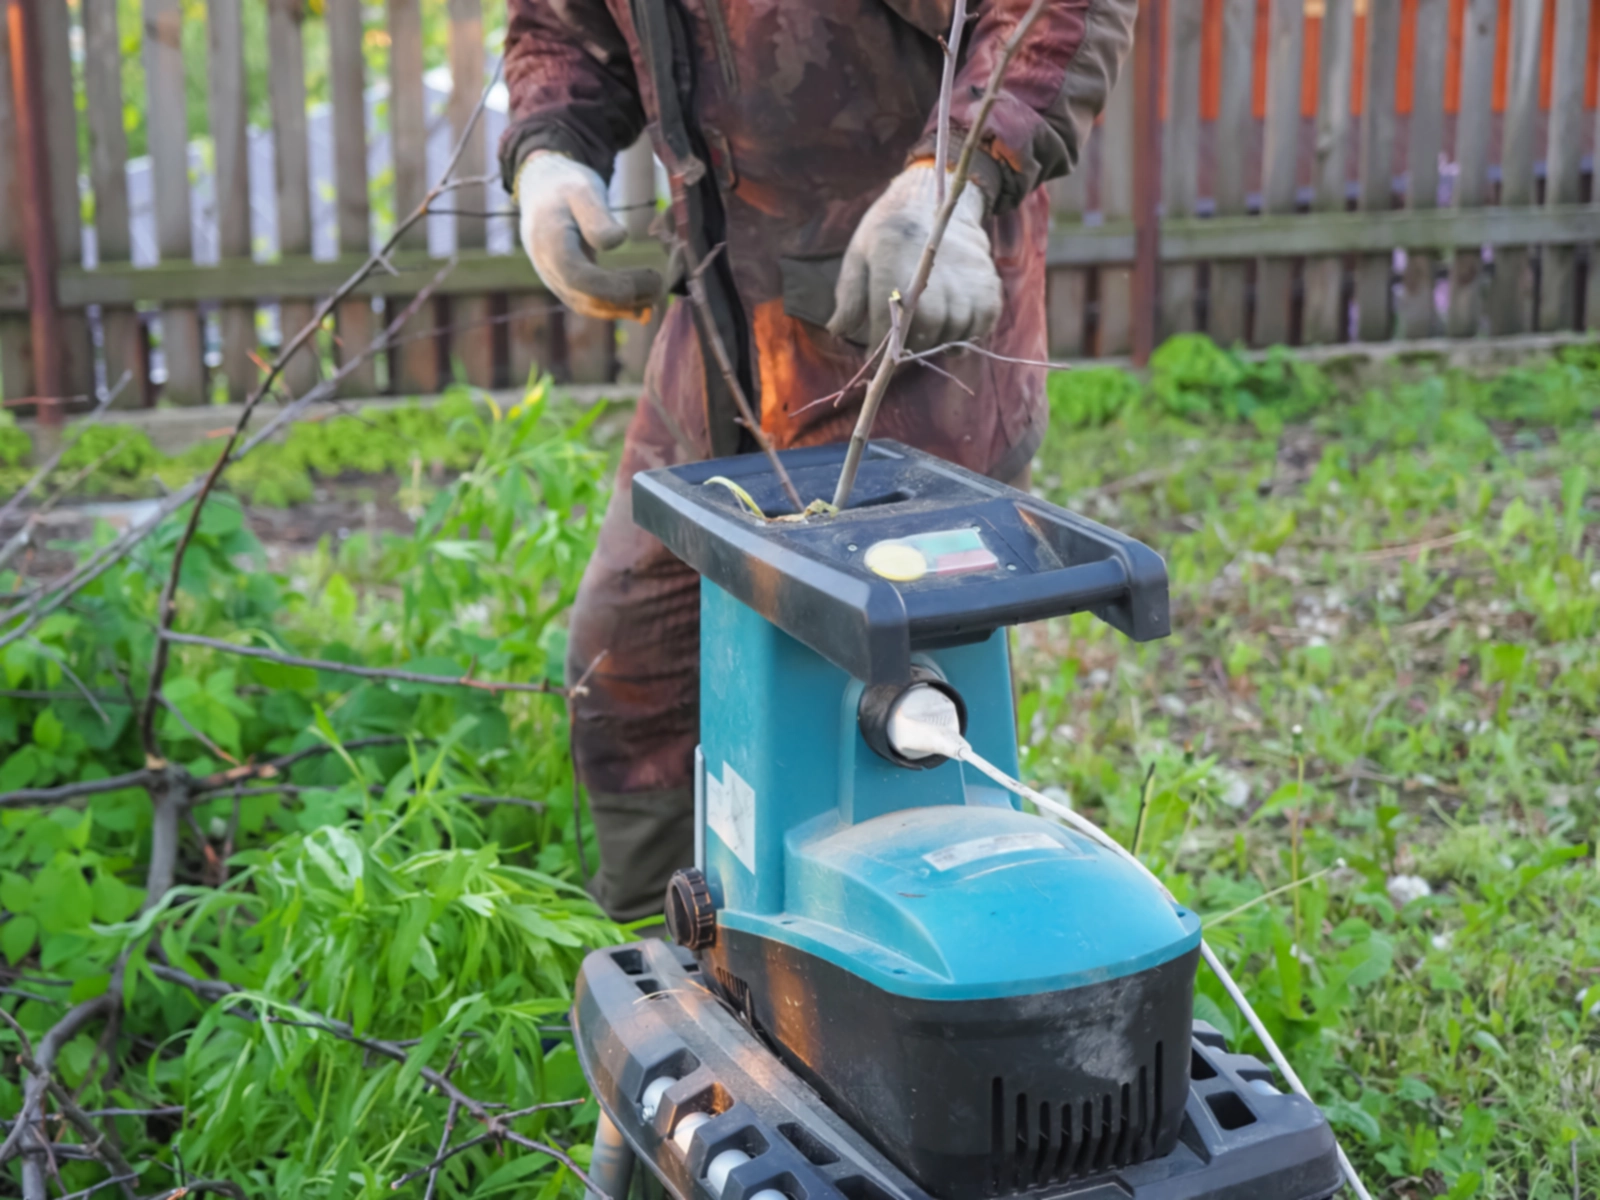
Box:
631;441;1170;685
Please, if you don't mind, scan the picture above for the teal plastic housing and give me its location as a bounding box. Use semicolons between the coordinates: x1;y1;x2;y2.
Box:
698;580;1201;1003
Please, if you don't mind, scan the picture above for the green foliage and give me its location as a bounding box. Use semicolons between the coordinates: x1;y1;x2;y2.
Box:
0;382;619;1198
1025;337;1600;1198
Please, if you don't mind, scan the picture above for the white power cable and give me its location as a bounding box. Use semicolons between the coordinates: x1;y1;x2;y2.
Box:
885;686;1374;1200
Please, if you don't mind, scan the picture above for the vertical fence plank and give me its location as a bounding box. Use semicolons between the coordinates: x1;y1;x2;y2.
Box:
1255;0;1304;346
1448;0;1496;336
508;294;559;386
389;0;439;393
0;8;31;402
565;314;616;383
1046;172;1089;357
142;0;206;403
1400;0;1448;337
327;0;375;395
1589;95;1600;331
1489;0;1544;333
1303;0;1354;343
447;0;494;387
209;0;255;402
39;0;95;402
1207;0;1255;346
83;0;142;407
1098;72;1135;356
1160;0;1203;338
268;0;319;397
1354;0;1401;340
1536;0;1588;329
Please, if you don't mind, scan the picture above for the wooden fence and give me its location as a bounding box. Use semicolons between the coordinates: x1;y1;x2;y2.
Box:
0;0;1596;417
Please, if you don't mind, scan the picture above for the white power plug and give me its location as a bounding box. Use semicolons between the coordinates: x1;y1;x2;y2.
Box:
884;684;967;761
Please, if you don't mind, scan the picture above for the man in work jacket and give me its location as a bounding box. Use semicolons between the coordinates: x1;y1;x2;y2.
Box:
499;0;1136;923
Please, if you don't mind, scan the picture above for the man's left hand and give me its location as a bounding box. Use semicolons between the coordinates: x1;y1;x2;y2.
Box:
828;162;1003;353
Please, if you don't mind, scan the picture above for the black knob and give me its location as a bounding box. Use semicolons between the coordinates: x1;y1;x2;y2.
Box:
664;868;717;950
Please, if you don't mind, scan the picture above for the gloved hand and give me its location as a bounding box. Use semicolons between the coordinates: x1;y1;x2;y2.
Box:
517;150;662;321
828;162;1003;352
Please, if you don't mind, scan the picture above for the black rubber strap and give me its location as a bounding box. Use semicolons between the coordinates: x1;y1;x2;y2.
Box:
631;0;754;458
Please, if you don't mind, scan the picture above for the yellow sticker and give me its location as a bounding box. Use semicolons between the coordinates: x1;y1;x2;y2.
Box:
864;541;928;581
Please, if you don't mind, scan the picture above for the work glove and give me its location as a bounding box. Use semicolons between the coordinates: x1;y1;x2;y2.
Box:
517;150;662;321
828;161;1003;353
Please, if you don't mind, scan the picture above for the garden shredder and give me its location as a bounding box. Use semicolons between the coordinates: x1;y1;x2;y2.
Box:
569;441;1349;1200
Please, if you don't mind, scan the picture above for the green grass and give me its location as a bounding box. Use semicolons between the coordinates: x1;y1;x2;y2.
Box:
1021;336;1600;1199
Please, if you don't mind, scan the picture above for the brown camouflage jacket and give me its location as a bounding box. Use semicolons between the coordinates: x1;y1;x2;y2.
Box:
499;0;1137;478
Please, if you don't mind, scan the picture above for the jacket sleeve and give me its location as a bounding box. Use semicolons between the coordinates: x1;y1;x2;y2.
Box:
911;0;1138;211
498;0;647;191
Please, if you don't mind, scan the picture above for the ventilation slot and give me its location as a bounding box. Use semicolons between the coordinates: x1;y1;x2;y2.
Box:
836;1178;896;1200
635;977;661;997
986;1047;1167;1195
610;948;645;975
1190;1046;1217;1080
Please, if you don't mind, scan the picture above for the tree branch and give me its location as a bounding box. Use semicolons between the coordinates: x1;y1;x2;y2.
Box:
148;963;491;1123
0;372;130;531
831;0;1048;509
160;633;566;697
0;770;153;811
683;247;806;514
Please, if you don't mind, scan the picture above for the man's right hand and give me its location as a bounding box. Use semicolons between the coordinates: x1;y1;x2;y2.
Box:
517;150;662;321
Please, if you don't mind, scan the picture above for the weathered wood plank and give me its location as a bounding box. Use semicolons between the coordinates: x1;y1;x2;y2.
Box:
1207;0;1255;346
1097;68;1135;356
1302;0;1354;344
1160;0;1203;338
0;6;31;401
1354;0;1402;341
209;0;255;402
1447;0;1497;336
268;0;319;397
508;292;559;387
1536;0;1589;330
388;0;439;394
565;313;615;384
1047;172;1089;357
447;0;494;387
38;0;95;402
142;0;206;403
82;0;143;407
1590;96;1600;332
1488;0;1544;334
1255;0;1304;346
1400;0;1448;337
326;0;376;395
11;208;1600;314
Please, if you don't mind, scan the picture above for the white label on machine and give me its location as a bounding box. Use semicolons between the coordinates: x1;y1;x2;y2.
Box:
923;831;1066;872
707;762;757;874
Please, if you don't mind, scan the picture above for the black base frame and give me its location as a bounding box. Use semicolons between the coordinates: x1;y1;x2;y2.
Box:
573;939;1345;1200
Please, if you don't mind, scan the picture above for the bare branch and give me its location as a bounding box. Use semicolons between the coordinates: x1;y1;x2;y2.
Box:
155;695;238;766
0;770;153;811
683;247;806;514
902;339;1074;372
932;0;970;208
14;1050;140;1199
148;963;491;1122
0;264;455;657
0;437;136;573
0;992;117;1168
831;0;1048;509
161;632;566;697
56;1172;138;1200
0;372;130;531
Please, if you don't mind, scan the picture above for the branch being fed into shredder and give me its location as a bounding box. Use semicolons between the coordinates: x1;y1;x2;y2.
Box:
882;686;1376;1200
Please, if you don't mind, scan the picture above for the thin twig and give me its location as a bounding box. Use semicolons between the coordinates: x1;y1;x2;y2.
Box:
932;0;970;208
22;639;110;726
0;263;456;655
160;632;566;696
683;246;806;514
0;372;130;531
148;963;491;1122
156;695;238;765
831;0;1048;509
15;1051;140;1199
137;59;506;755
0;438;136;573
